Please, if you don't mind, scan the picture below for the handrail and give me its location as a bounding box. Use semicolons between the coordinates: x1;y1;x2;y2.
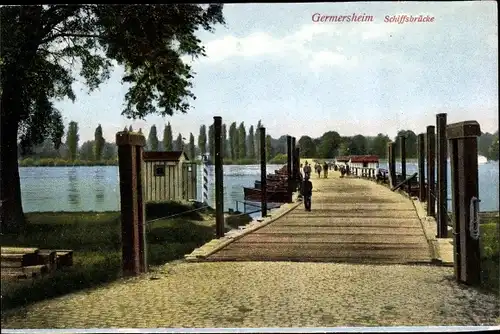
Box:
391;172;418;192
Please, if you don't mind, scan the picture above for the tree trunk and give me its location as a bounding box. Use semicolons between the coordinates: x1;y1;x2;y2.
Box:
0;97;25;234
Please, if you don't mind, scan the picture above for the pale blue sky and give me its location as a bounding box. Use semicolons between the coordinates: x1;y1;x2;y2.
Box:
55;2;498;143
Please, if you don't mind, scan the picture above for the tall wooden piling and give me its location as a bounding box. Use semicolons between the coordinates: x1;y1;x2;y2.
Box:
447;121;481;285
399;135;406;182
294;147;300;190
417;133;426;202
436;113;448;238
260;127;267;217
426;125;436;217
287;135;293;200
213;116;224;238
116;131;147;276
387;142;396;188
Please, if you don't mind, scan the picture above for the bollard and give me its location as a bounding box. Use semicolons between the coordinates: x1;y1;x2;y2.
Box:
417;133;426;202
387;142;396;188
213;117;224;238
447;121;481;285
294;147;300;190
260;127;267;217
436;113;448;238
116;131;147;276
291;137;296;190
426;126;436;218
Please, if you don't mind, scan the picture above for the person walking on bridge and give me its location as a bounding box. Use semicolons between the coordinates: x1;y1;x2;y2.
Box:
302;174;313;211
323;161;329;178
303;161;311;179
315;163;322;178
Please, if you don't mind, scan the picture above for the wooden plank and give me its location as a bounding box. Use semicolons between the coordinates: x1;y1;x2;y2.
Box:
38;250;57;271
1;253;41;268
1;265;48;279
1;247;39;254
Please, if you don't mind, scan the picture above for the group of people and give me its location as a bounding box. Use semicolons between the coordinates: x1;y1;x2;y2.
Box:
298;160;331;211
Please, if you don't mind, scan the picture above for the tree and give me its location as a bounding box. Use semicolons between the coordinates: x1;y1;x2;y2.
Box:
479;132;495;157
348;134;368;155
369;133;391;158
338;141;350;156
79;140;95;161
394;130;418;158
317;131;341;158
297;135;317;158
188;133;195;160
488;133;499;161
229;122;237;160
265;135;273;161
255;120;262;158
129;125;133;132
175;133;184;151
238;122;246;159
163;122;173;151
0;5;225;230
248;125;255;160
102;142;117;160
208;124;215;158
93;124;105;160
198;125;207;155
147;125;159;151
222;123;228;158
66;121;79;161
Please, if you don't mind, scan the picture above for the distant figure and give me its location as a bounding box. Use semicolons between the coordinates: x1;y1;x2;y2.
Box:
302;175;313;211
323;161;329;178
340;165;346;178
315;163;322;178
303;161;312;179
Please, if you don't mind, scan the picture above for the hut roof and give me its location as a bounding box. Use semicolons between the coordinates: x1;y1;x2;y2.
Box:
335;156;351;162
143;151;188;162
349;155;379;163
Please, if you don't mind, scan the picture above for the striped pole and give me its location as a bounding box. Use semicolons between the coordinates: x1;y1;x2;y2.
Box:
202;156;209;206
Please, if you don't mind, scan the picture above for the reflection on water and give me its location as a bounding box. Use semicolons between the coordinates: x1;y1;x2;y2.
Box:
18;163;499;213
94;168;105;205
67;168;80;208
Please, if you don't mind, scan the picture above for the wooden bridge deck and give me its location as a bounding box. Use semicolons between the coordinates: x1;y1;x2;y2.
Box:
206;172;432;264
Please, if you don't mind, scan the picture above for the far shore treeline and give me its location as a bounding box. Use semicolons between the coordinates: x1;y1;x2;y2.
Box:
18;121;499;167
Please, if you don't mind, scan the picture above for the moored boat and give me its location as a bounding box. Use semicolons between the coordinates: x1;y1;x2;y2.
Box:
243;187;292;203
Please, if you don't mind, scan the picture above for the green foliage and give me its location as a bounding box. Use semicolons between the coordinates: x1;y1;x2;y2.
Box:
208;124;215;158
238;122;247;159
198;125;207;155
316;131;341;158
174;133;184;151
255;120;263;158
229;122;237;160
265;135;273;161
66;121;79;161
93;124;105;160
79;140;94;160
222;123;228;158
297;135;317;158
19;157;118;167
269;153;287;164
163;122;173;151
248;125;255;160
188;133;195;160
147;124;159;151
394;130;418;158
488;134;499;161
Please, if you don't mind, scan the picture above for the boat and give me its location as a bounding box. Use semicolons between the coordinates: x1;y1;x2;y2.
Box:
255;180;288;189
478;155;488;165
243;187;292;203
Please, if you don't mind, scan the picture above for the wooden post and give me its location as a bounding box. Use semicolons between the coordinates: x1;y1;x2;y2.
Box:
214;116;224;238
447;121;481;285
426;126;436;217
294;147;300;190
116;131;147;276
417;133;426;202
260;127;267;217
387;142;396;188
436;113;448;238
287;135;293;201
399;135;406;183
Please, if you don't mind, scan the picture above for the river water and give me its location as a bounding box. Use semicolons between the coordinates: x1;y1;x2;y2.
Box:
19;161;498;213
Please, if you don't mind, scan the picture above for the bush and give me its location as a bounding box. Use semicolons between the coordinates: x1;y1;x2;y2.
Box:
269;153;287;164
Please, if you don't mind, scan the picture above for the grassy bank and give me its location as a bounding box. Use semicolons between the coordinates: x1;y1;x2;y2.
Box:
480;217;499;292
0;201;217;311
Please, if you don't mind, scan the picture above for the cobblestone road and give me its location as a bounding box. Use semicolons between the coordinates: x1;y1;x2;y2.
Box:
2;261;499;328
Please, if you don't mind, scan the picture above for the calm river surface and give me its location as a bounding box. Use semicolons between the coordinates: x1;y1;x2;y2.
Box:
19;161;498;213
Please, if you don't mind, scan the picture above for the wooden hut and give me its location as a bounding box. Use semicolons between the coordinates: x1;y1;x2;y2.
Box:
143;151;198;202
348;155;380;169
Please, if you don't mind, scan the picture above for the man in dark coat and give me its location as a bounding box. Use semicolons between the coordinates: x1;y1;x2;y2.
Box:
302;175;313;211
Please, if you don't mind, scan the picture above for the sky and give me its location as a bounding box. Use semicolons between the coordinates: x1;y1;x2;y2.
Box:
55;2;498;143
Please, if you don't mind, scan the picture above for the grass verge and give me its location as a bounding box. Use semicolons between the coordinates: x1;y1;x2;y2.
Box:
480;217;499;293
0;201;216;311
